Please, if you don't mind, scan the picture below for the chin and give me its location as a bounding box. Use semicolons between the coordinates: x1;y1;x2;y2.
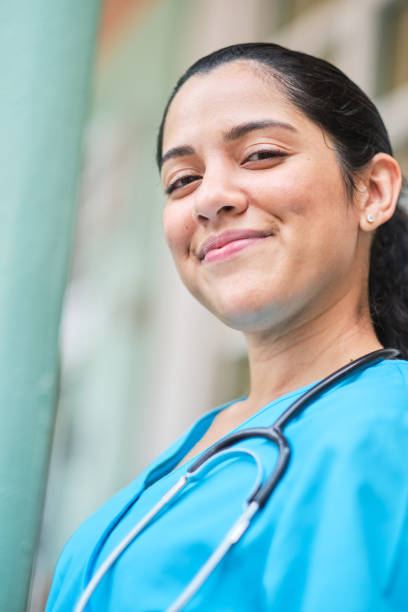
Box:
187;274;301;332
207;294;289;334
221;311;280;334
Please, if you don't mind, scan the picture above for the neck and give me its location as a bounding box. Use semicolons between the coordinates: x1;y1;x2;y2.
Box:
241;293;382;414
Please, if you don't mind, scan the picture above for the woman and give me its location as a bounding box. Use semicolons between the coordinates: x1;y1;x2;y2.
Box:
47;43;408;611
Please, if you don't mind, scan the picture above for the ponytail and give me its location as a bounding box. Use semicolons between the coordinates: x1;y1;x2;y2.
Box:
369;200;408;358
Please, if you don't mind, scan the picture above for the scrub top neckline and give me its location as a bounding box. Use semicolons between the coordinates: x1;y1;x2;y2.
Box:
147;381;317;487
165;384;312;478
147;355;394;487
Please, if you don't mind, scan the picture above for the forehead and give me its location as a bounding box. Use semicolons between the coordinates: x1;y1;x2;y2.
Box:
162;61;310;150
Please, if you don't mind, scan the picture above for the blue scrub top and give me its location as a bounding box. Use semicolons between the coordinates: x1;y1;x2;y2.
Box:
46;358;408;611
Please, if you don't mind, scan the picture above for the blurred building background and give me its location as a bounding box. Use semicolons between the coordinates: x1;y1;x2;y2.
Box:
29;0;408;608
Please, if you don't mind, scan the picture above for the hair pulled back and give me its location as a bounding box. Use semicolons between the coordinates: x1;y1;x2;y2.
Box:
157;42;408;358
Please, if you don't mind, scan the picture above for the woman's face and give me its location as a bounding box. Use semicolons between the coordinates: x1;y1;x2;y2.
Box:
161;61;364;334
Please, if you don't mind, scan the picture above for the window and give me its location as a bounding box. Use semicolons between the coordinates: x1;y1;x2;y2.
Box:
276;0;329;27
395;143;408;179
377;0;408;95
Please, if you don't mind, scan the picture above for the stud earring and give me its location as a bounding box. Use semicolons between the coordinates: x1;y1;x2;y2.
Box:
367;214;375;223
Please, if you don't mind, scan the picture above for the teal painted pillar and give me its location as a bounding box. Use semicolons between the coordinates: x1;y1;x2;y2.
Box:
0;2;101;610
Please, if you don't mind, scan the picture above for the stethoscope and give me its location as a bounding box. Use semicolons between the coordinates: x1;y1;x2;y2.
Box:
75;347;400;612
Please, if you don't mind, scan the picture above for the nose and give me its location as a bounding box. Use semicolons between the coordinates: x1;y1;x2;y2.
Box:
192;163;248;222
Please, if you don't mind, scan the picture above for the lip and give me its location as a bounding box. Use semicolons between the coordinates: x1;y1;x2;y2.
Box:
197;229;274;262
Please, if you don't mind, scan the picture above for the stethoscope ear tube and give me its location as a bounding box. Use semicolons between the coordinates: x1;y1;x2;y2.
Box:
274;348;400;430
250;430;291;508
252;348;401;508
189;427;287;472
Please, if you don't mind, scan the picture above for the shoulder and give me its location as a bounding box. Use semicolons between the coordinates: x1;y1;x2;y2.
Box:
280;360;408;607
332;357;408;405
289;357;408;508
45;414;214;610
304;357;408;431
46;478;146;610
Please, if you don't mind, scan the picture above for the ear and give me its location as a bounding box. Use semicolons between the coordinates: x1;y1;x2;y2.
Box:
358;153;402;232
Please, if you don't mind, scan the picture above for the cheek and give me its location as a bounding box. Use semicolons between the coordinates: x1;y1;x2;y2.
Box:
244;157;322;219
255;165;355;271
278;168;349;229
162;206;194;258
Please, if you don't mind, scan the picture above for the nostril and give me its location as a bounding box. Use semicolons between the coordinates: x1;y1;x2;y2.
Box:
194;205;234;222
193;196;246;222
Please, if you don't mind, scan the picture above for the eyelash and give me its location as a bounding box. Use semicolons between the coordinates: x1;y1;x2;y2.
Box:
166;174;201;195
244;149;285;162
165;149;286;195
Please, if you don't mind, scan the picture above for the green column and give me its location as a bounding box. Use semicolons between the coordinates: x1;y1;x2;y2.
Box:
0;2;101;610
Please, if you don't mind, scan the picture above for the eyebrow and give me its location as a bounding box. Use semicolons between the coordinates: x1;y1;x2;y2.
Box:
160;119;297;169
160;145;195;168
224;119;297;141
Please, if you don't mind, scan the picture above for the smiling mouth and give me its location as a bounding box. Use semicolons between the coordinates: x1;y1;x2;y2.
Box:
202;235;273;263
198;229;275;262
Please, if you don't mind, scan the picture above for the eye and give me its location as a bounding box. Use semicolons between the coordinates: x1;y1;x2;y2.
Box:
243;149;286;164
166;174;201;196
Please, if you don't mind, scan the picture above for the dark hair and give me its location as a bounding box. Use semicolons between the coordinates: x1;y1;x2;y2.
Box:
157;42;408;358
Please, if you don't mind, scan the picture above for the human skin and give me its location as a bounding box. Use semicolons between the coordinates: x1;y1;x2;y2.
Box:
161;61;401;426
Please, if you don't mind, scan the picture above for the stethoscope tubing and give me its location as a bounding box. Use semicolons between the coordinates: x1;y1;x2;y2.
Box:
75;347;400;612
188;348;400;509
75;447;263;612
